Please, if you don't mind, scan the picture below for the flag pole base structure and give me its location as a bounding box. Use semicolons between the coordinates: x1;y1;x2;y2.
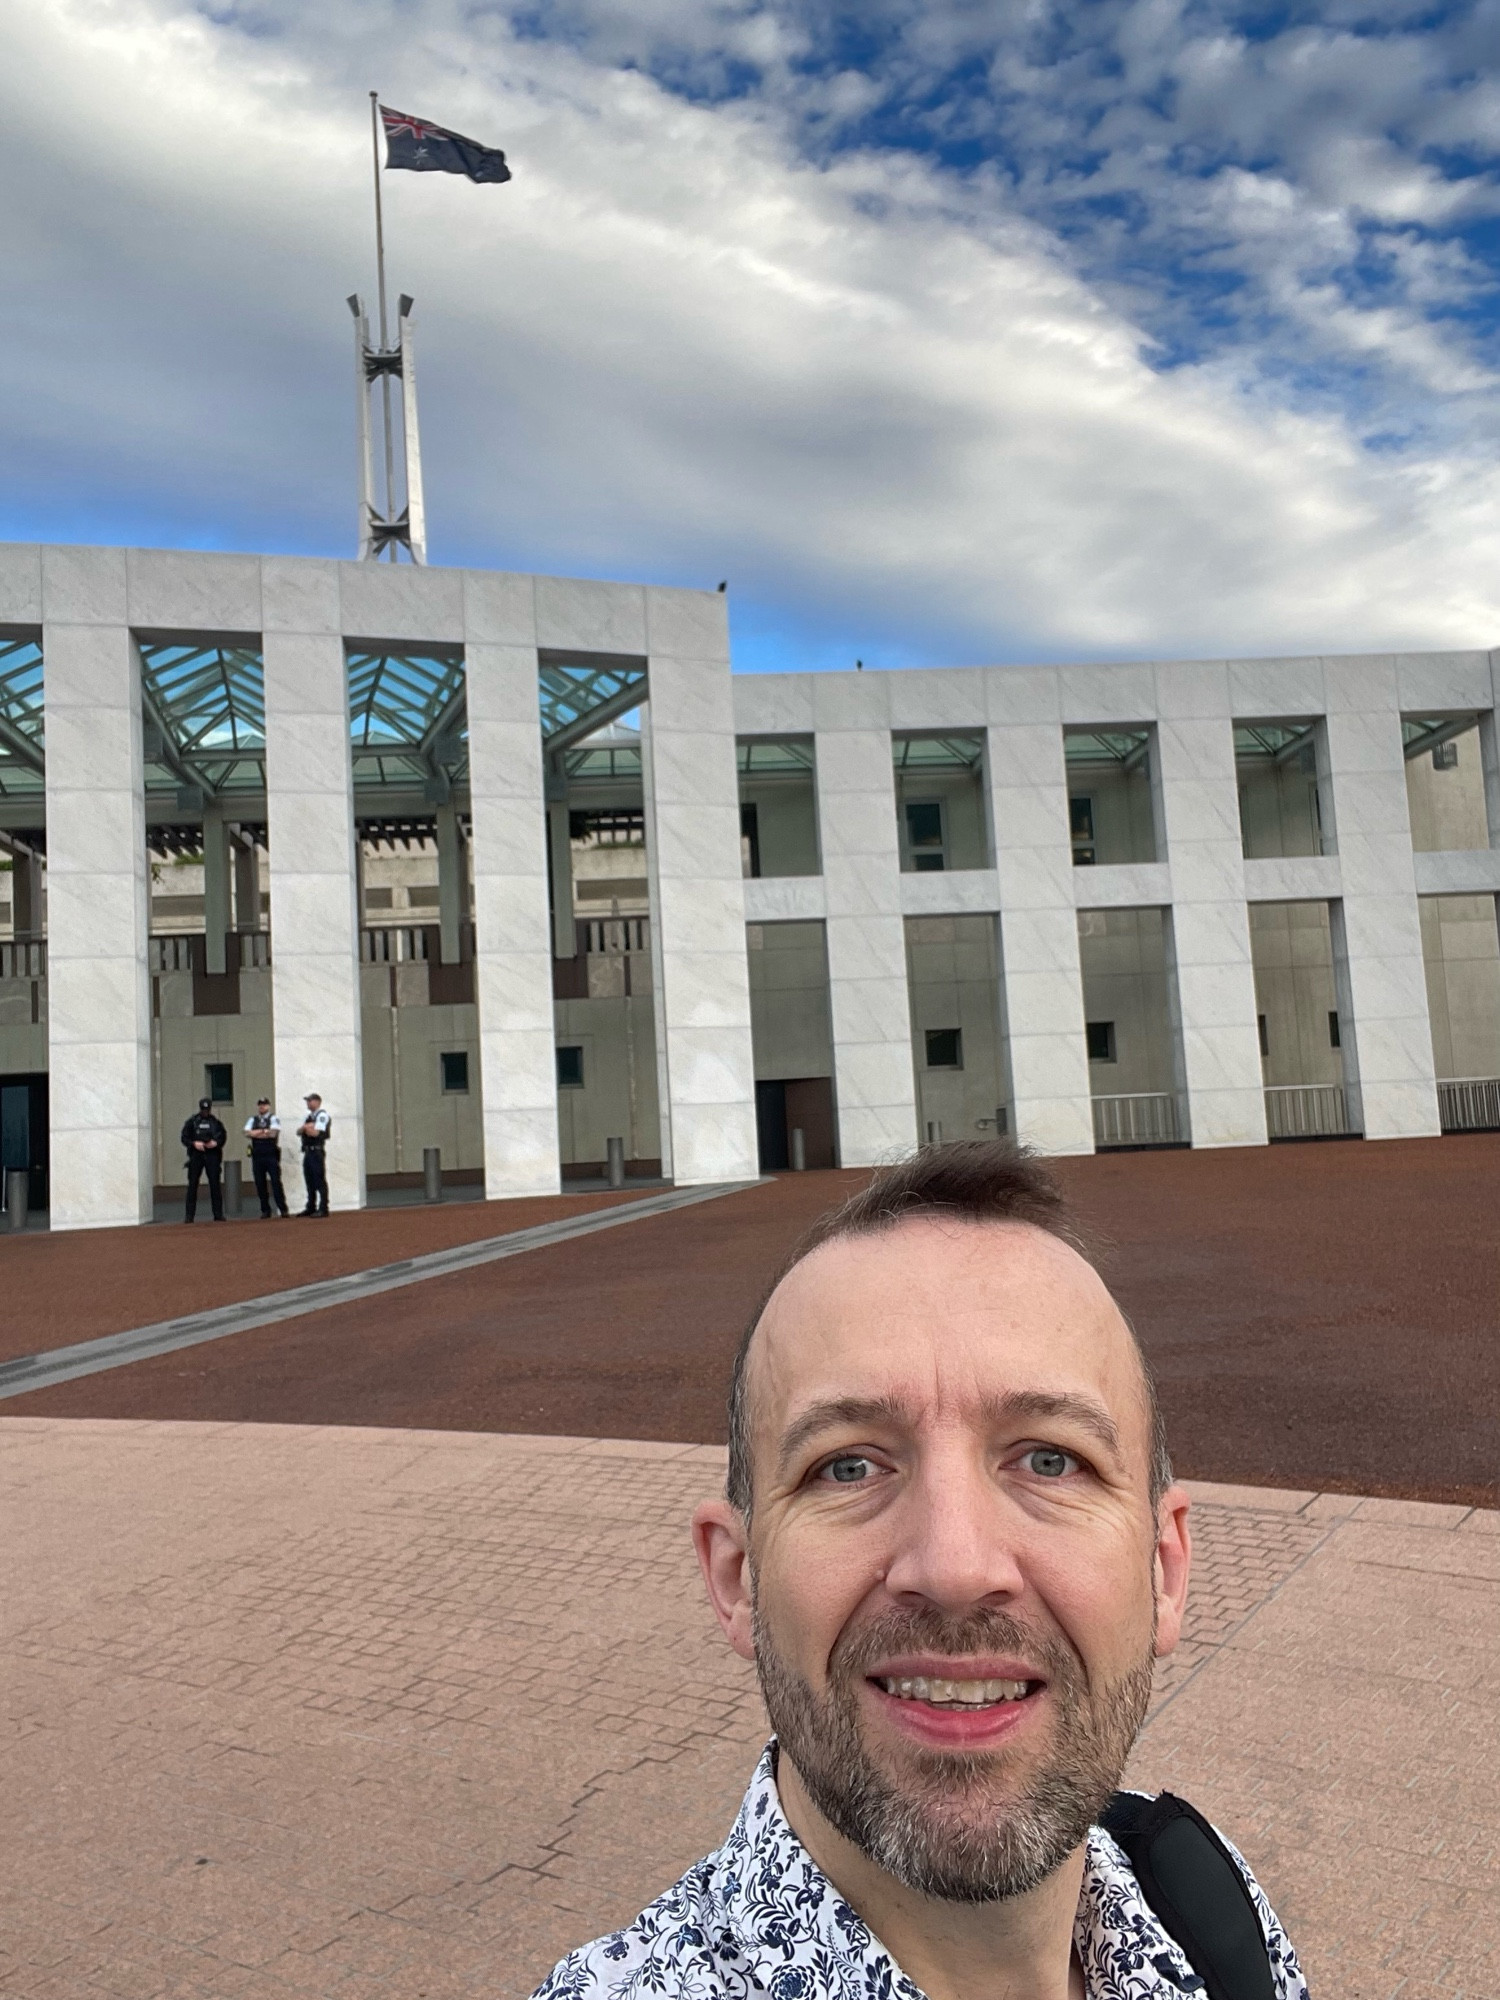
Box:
347;293;427;564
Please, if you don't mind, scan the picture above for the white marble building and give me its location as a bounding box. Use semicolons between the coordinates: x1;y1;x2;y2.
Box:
2;541;1499;1231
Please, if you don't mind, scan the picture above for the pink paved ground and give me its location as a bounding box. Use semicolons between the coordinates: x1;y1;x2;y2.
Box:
4;1420;1496;2000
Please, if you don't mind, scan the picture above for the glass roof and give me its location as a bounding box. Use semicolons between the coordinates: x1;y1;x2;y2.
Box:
346;647;468;793
138;641;266;798
0;636;44;799
539;657;647;749
1234;721;1317;764
1063;727;1152;766
893;733;984;772
564;722;642;781
1401;713;1477;761
739;737;814;775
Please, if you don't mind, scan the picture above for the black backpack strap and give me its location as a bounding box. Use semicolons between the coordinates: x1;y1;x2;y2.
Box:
1101;1791;1276;2000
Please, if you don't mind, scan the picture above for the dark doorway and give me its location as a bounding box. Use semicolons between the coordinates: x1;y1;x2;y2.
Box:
755;1080;788;1171
0;1071;49;1211
755;1077;837;1172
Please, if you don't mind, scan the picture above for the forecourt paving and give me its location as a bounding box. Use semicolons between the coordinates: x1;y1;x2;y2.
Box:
3;1420;1496;2000
5;1137;1498;1506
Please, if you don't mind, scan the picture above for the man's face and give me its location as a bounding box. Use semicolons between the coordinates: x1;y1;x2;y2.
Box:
695;1217;1189;1904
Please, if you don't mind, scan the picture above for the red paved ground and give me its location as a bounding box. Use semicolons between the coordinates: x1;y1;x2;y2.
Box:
0;1190;636;1365
5;1135;1497;1506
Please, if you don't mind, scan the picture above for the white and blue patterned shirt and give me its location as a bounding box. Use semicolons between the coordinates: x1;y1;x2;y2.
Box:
532;1744;1310;2000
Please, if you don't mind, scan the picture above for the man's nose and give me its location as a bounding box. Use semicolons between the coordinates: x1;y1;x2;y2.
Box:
881;1450;1025;1611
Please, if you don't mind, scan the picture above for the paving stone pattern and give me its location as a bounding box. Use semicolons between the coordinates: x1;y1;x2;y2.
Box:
3;1421;1496;2000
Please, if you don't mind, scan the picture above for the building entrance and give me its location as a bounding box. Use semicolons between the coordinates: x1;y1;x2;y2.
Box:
754;1077;836;1171
0;1071;49;1212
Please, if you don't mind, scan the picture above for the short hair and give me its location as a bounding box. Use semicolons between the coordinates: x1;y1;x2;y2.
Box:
725;1140;1172;1520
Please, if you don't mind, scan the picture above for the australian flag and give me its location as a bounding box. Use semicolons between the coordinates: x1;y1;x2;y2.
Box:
380;105;511;184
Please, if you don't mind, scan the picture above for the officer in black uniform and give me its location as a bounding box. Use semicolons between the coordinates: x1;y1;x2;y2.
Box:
297;1093;332;1217
244;1097;289;1218
181;1097;228;1222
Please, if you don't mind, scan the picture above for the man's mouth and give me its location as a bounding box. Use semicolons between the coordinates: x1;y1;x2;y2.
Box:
873;1675;1040;1709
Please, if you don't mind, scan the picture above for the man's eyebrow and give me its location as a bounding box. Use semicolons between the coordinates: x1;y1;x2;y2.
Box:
774;1395;909;1479
772;1388;1125;1479
987;1389;1124;1463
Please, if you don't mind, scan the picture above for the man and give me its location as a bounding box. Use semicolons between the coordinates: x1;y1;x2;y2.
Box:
534;1143;1309;2000
296;1093;331;1217
244;1097;289;1219
180;1097;227;1223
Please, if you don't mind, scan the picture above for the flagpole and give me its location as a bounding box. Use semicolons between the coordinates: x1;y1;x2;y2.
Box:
369;90;396;536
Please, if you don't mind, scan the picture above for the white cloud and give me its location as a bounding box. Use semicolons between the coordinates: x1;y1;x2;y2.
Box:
0;0;1498;667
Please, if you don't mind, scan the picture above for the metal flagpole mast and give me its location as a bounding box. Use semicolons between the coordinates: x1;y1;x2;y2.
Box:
350;92;426;562
369;91;396;534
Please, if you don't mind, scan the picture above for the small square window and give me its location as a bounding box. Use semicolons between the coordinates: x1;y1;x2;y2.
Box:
1257;1014;1269;1057
740;801;761;880
1433;741;1458;770
556;1044;585;1089
1328;1010;1341;1049
1086;1021;1116;1064
1069;795;1096;867
925;1027;963;1069
205;1062;234;1103
906;801;944;849
440;1051;469;1094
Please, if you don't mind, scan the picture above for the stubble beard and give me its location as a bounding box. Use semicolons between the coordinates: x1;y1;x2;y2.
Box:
752;1596;1156;1904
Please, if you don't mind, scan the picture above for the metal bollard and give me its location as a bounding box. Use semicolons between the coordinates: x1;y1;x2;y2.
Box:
789;1127;806;1172
423;1146;443;1203
606;1136;626;1189
5;1168;28;1233
224;1159;243;1217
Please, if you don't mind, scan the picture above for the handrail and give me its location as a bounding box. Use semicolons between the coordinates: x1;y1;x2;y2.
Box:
1092;1091;1180;1148
0;939;45;979
1436;1076;1500;1133
1264;1083;1351;1139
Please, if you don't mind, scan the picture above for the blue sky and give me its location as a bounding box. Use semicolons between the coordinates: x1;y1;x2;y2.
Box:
4;0;1500;670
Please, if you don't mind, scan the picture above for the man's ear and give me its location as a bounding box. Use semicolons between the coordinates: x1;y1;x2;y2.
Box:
692;1497;756;1664
1151;1484;1192;1658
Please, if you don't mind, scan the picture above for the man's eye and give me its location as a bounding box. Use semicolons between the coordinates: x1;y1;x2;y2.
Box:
1023;1446;1079;1479
818;1454;876;1485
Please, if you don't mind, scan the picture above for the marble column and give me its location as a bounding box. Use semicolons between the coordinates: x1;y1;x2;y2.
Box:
546;788;575;960
42;545;153;1228
815;690;919;1165
1322;657;1440;1137
1151;665;1268;1147
436;803;463;965
262;559;367;1209
233;835;261;934
202;804;230;974
11;843;44;936
986;673;1094;1155
466;637;562;1197
642;588;759;1185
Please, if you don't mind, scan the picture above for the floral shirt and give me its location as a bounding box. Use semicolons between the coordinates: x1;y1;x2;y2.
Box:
532;1744;1310;2000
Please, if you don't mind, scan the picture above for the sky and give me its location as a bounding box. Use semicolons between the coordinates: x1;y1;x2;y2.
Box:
4;0;1500;672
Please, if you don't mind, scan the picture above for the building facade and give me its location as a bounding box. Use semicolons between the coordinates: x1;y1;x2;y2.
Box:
2;542;1499;1230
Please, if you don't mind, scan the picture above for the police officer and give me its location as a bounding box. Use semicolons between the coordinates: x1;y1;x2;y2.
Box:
181;1097;228;1222
297;1093;332;1217
244;1097;289;1218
